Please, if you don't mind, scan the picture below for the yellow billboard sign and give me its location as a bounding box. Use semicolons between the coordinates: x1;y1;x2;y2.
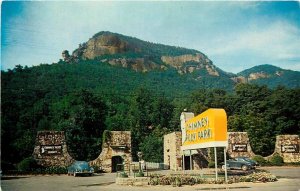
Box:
181;108;227;150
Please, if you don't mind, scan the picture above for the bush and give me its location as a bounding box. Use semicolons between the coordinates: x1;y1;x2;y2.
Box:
252;155;268;166
285;162;300;166
43;166;67;174
238;172;277;183
149;174;228;186
17;157;38;172
269;154;284;166
208;161;215;168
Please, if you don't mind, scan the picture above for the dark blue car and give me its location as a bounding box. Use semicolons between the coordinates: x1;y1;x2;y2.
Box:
235;157;259;167
222;158;256;171
68;161;94;177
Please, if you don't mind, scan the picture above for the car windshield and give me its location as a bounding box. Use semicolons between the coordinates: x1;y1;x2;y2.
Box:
76;161;89;168
243;158;254;162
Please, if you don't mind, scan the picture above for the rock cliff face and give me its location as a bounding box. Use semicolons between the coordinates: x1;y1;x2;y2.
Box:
67;31;221;76
234;70;283;83
231;72;270;83
161;53;219;76
103;57;162;72
248;72;269;80
83;34;133;59
161;54;205;68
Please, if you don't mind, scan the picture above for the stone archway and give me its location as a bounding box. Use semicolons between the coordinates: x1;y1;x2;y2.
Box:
89;131;132;172
111;156;123;172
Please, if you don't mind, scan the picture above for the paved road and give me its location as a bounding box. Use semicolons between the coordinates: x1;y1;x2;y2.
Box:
262;166;300;179
1;167;300;191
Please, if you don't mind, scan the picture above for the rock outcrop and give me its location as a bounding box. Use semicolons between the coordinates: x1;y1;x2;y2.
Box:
82;34;133;59
248;72;269;80
65;31;221;76
161;53;219;76
104;57;162;72
233;72;273;83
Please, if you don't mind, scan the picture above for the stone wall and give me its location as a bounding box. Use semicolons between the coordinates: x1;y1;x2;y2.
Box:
90;131;132;172
227;132;255;158
271;135;300;163
116;177;150;186
32;131;74;167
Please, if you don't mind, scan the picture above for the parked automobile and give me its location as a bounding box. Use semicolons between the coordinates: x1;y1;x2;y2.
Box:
235;157;259;167
222;158;256;171
68;161;94;177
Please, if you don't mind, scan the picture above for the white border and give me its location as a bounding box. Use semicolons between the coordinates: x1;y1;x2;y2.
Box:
181;141;228;151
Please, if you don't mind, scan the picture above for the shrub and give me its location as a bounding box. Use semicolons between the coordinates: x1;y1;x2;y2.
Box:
208;161;215;168
239;172;277;183
285;162;300;166
171;176;182;187
118;171;128;178
252;155;268;166
17;157;38;172
43;166;67;174
269;154;284;166
149;174;220;186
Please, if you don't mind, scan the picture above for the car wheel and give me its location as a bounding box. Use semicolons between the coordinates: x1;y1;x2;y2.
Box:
241;165;248;171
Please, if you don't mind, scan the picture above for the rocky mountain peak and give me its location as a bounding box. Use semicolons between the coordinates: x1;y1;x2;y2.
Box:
61;31;225;77
82;33;133;59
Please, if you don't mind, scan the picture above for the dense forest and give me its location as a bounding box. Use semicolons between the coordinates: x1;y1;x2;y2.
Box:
1;61;300;170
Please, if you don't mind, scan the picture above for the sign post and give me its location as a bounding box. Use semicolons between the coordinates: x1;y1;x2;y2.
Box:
214;147;218;181
182;152;185;172
190;150;192;170
224;147;228;182
181;108;228;181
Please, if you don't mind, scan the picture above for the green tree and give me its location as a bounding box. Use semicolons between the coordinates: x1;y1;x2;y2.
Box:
52;90;107;161
139;125;169;163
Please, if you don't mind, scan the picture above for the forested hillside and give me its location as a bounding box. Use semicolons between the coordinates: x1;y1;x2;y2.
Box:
2;62;300;170
237;64;300;88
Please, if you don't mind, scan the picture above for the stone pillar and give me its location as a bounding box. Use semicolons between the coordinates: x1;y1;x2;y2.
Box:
32;131;74;167
164;132;182;171
227;132;255;158
272;135;300;163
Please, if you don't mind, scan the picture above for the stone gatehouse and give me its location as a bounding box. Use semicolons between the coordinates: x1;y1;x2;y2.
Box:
33;130;132;172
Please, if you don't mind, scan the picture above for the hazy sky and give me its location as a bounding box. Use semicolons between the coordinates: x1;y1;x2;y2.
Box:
2;1;300;73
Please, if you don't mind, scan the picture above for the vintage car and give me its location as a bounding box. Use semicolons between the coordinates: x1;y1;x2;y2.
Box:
235;157;259;167
222;158;256;171
68;161;94;177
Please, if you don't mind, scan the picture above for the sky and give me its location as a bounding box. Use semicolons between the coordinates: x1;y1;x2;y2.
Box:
2;1;300;73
